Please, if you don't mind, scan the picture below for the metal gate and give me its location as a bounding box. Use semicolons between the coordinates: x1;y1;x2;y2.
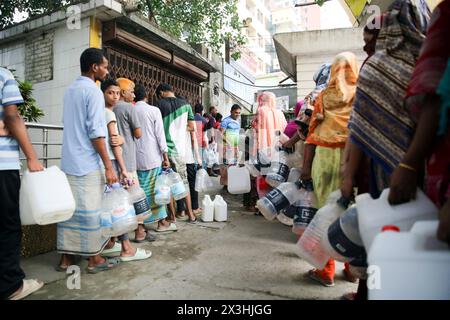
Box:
104;47;202;106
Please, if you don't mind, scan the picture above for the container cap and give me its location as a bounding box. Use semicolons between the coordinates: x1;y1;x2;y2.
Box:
381;225;400;232
337;196;351;209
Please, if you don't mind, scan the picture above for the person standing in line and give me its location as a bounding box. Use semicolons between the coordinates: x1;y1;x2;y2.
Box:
57;48;121;274
133;84;178;234
155;83;197;223
0;67;45;300
113;78;148;243
100;79;152;262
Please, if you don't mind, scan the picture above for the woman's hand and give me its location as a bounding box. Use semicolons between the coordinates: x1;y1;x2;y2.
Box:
388;165;418;205
341;176;354;200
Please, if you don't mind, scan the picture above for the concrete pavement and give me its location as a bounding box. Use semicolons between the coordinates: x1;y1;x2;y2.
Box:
23;191;357;300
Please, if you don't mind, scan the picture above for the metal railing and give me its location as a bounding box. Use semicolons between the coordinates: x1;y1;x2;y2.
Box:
22;122;64;168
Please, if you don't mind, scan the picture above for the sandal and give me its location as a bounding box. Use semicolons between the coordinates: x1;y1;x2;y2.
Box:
87;257;121;274
156;223;178;233
307;269;335;287
175;214;189;221
8;279;44;300
188;217;198;224
55;265;69;272
132;231;156;243
193;208;203;217
101;242;122;256
120;248;152;262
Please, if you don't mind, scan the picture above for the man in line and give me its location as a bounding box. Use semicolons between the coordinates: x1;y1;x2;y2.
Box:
101;79;151;261
113;78;147;242
57;48;121;274
155;83;197;223
0;67;45;300
219;104;242;185
134;84;177;234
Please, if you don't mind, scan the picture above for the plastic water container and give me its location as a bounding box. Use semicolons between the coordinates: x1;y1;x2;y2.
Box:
256;176;271;199
287;168;302;183
356;188;438;251
195;168;209;192
245;160;261;178
227;166;251;194
20;166;76;225
265;147;291;188
103;183;138;237
256;181;303;221
100;209;113;238
128;183;150;220
155;172;172;205
201;195;214;222
291;180;318;236
368;220;450;300
295;191;350;269
322;205;365;262
276;211;293;226
214;195;227;222
255;149;273;176
206;149;217;168
168;169;188;200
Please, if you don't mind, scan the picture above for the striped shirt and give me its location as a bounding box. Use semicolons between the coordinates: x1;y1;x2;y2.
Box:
0;68;24;171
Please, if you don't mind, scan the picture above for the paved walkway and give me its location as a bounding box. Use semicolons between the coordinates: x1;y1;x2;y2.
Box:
23;191;357;300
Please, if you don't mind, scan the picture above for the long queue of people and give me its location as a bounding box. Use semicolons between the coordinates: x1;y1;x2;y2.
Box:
243;0;449;300
1;0;449;301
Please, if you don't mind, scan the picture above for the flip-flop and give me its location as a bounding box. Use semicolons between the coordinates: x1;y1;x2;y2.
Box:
87;257;121;274
9;279;44;300
120;248;152;262
156;223;178;233
55;265;69;272
101;242;122;256
132;232;157;243
188;217;198;224
176;214;189;221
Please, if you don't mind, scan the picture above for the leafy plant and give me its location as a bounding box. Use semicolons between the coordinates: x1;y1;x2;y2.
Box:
17;79;45;122
3;68;45;122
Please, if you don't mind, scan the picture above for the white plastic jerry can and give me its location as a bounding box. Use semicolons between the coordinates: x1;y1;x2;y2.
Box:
227;166;251;194
356;188;438;252
19;166;76;225
201;195;214;222
368;220;450;300
214;195;227;222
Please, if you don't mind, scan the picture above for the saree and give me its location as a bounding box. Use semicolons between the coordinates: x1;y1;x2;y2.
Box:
349;0;431;177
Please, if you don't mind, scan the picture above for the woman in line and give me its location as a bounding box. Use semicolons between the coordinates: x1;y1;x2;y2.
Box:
341;0;431;299
302;51;359;287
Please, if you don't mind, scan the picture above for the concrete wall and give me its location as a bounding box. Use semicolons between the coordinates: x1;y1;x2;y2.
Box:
0;42;26;79
274;27;366;100
0;17;91;168
33;17;91;125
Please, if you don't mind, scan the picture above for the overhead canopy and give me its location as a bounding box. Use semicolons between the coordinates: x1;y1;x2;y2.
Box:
338;0;442;26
